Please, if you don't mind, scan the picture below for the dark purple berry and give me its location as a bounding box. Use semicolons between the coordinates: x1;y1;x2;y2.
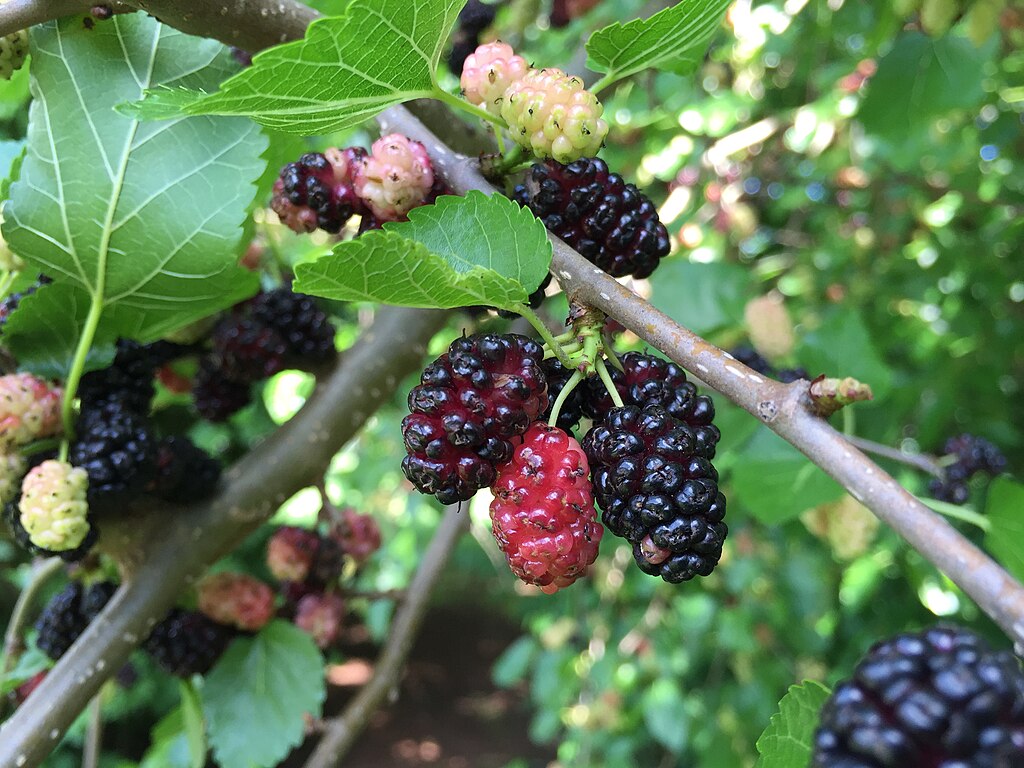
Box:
513;158;670;279
143;609;233;677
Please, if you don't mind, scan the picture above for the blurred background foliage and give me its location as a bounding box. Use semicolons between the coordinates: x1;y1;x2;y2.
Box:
1;0;1022;766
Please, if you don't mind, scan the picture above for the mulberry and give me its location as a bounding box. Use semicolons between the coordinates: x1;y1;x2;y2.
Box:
270;149;367;234
149;436;221;503
354;134;435;222
70;400;156;503
583;405;726;581
294;592;345;649
197;572;275;632
513;157;669;278
35;581;116;661
813;624;1024;767
144;609;233;677
0;30;28;81
401;333;548;504
19;460;91;552
489;423;603;592
250;288;336;361
461;41;529;116
0;373;63;450
501;68;608;163
583;353;719;457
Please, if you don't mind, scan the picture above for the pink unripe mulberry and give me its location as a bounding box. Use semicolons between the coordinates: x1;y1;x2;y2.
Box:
501;68;609;163
353;134;435;222
294;592;345;649
197;572;275;632
266;525;321;583
0;373;63;450
460;41;529;116
489;423;603;593
329;508;382;566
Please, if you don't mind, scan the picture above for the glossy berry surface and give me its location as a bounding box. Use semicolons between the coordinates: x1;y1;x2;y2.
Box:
70;400;155;504
583;405;727;582
514;158;670;278
501;69;609;163
490;423;603;593
583;353;720;457
211;316;288;381
812;624;1024;768
270;150;366;234
401;333;548;504
144;609;233;677
250;288;336;361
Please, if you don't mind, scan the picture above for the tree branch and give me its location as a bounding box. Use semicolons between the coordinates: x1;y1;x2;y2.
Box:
0;306;448;768
303;510;471;768
375;104;1024;648
844;435;946;479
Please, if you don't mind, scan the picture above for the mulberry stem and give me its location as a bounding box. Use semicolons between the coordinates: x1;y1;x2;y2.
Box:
519;305;575;369
547;370;582;428
920;497;991;533
595;356;624;408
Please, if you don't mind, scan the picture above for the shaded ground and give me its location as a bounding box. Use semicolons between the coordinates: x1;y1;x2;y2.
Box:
287;605;555;768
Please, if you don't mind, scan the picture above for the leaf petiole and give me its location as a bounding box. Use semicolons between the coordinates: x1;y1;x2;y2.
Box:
920;496;991;532
431;87;508;154
518;305;575;369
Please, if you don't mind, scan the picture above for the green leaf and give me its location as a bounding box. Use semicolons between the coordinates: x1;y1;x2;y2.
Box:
642;678;689;754
858;33;991;147
1;283;115;378
649;259;750;335
730;428;844;524
179;680;207;768
798;307;892;401
492;636;536;688
141;708;194;768
756;681;831;768
295;191;551;310
985;477;1024;583
586;0;731;86
202;620;325;768
123;0;465;134
2;16;263;371
0;644;51;695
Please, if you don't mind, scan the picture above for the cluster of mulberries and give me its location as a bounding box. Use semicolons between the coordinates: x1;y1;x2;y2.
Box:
513;157;670;279
728;345;809;383
447;0;500;75
264;513;382;648
401;336;723;590
270;134;444;236
192;287;336;421
812;624;1024;767
928;433;1008;505
459;41;608;163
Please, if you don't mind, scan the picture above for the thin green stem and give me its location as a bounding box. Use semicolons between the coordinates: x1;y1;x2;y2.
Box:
0;557;64;718
544;341;581;359
548;370;582;428
60;295;104;441
842;405;855;436
519;305;575;368
431;88;508;154
920;497;991;533
595;357;624;408
601;335;624;372
590;72;618;97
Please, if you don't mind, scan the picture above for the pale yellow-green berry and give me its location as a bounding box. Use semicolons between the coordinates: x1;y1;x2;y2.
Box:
0;30;28;81
19;460;90;552
500;68;609;164
744;293;795;363
0;452;26;506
